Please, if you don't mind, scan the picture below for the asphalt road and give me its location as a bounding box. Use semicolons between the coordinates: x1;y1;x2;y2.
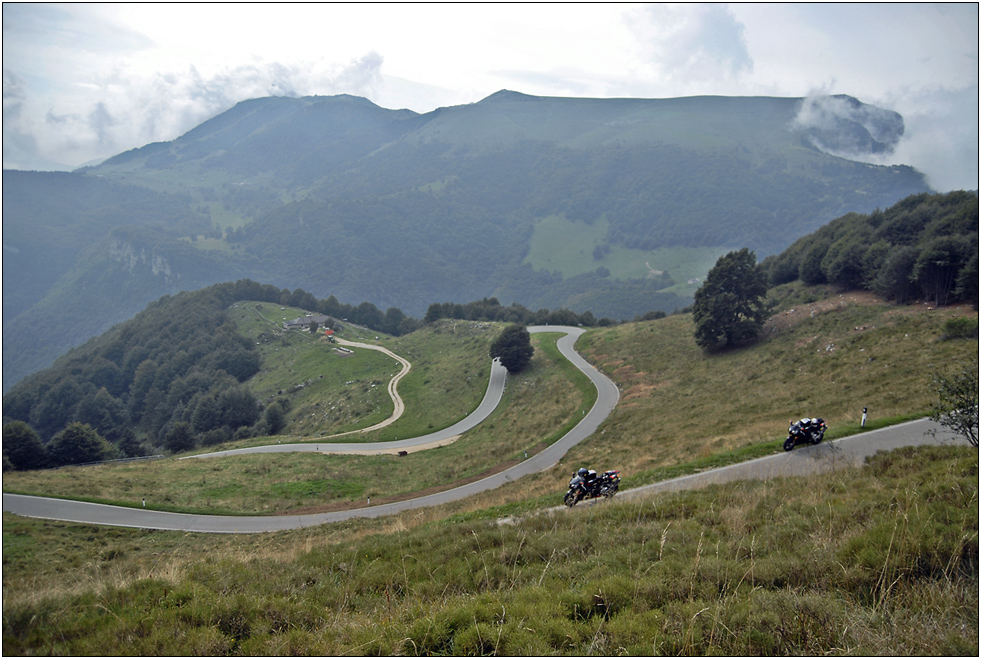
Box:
595;417;969;504
3;326;619;533
180;358;508;458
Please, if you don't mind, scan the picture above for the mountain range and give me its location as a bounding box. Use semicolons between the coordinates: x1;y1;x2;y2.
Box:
3;91;932;390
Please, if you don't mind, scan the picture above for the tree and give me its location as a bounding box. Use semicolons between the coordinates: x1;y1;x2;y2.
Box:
218;385;260;430
490;325;534;373
929;357;979;447
164;421;196;453
913;235;972;306
48;422;117;467
872;245;919;304
798;239;830;285
264;401;286;435
954;250;979;309
693;248;772;350
3;421;47;471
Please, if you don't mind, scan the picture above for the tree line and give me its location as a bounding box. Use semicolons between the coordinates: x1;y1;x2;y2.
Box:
762;191;978;308
691;191;977;354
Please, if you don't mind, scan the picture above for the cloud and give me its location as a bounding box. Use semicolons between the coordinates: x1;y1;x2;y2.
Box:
625;4;753;92
792;94;905;156
886;86;980;192
3;51;387;169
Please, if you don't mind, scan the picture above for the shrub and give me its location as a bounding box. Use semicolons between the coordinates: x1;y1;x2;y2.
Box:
940;317;978;340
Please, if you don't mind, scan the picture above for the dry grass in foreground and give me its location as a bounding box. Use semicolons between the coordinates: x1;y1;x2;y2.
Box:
3;445;976;655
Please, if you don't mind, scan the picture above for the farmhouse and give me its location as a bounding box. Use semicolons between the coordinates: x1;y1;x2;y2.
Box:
282;314;337;330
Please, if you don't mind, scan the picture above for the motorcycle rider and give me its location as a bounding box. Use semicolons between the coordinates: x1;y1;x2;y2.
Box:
578;467;598;495
796;417;825;441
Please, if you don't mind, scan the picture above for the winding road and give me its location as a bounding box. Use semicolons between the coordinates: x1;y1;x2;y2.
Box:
3;327;968;533
3;326;619;532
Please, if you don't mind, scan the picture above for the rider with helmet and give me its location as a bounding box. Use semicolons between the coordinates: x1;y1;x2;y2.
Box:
578;467;598;494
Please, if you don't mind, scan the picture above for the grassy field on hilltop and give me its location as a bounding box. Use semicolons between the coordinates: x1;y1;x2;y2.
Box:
3;444;976;655
228;305;499;443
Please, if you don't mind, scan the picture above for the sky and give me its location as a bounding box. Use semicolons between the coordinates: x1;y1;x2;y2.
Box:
3;3;978;191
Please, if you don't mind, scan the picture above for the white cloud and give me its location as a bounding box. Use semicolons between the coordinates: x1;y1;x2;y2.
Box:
624;3;753;93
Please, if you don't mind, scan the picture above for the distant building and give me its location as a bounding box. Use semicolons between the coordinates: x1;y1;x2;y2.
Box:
283;314;337;330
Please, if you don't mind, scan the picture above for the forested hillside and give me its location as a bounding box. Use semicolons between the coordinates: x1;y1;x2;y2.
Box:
4;91;933;389
763;191;978;307
1;278;609;468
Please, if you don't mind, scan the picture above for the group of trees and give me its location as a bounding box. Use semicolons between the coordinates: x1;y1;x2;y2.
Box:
3;284;271;467
423;297;618;328
692;191;977;352
3;420;120;472
763;191;978;308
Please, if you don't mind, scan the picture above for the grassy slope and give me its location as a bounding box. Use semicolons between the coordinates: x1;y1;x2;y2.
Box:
3;445;976;655
4;287;976;513
523;213;729;297
3;286;977;654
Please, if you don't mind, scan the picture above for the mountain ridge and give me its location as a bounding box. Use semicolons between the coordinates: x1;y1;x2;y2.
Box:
4;90;932;389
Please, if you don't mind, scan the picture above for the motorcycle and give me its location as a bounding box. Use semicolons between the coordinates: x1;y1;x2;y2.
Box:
564;469;620;507
784;417;827;451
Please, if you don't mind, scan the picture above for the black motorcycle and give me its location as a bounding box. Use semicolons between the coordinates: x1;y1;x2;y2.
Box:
564;470;620;507
784;418;827;451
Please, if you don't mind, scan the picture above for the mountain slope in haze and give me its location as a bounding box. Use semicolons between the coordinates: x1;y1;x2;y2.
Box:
4;91;932;389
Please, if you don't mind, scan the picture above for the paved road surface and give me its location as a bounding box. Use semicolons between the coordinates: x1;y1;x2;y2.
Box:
182;358;508;458
605;418;967;503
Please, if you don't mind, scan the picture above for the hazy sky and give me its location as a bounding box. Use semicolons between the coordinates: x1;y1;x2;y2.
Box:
3;3;978;190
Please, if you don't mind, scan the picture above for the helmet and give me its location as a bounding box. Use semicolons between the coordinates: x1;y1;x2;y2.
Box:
801;417;811;425
578;468;588;478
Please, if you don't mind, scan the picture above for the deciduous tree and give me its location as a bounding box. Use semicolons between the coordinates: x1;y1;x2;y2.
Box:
929;357;979;447
693;248;772;350
49;422;117;467
490;325;534;373
3;421;47;471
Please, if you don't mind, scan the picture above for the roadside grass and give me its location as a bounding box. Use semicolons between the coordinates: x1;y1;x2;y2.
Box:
1;332;582;514
4;445;976;655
